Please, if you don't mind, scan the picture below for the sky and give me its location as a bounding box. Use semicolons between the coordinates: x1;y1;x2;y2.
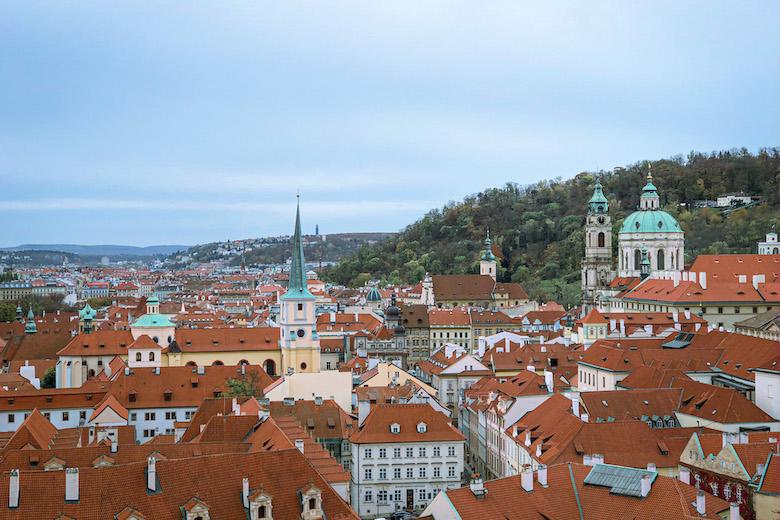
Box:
1;1;778;247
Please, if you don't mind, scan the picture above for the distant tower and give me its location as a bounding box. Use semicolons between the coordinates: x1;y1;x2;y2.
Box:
758;226;779;255
479;230;497;281
384;292;406;351
15;304;23;324
24;306;37;334
315;224;319;236
421;273;434;308
581;181;613;307
278;197;321;374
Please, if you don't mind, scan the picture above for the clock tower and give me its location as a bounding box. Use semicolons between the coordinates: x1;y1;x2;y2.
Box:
279;197;321;374
581;181;613;309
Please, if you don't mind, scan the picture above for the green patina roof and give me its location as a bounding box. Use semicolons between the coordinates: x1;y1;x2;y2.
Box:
146;296;159;305
132;313;175;328
588;182;609;214
640;180;659;198
79;302;96;320
366;286;382;302
619;210;681;234
281;198;315;301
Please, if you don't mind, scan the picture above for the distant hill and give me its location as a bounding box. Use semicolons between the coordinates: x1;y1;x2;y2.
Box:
173;232;396;266
2;244;188;257
324;148;780;306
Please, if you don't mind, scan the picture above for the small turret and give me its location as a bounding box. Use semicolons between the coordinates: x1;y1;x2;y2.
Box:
639;165;660;210
640;248;650;279
24;306;37;334
15;304;23;324
480;230;497;281
588;181;609;214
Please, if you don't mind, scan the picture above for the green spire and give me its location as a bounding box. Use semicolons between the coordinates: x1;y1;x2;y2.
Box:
481;229;496;261
588;181;609;213
24;306;37;334
282;197;315;300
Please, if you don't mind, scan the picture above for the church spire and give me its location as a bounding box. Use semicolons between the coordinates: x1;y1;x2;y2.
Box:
283;196;314;299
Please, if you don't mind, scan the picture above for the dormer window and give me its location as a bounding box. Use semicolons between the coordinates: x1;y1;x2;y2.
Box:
417;422;427;433
249;488;273;520
299;484;323;520
390;423;401;434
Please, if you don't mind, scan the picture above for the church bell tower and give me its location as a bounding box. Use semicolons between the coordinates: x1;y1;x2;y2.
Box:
581;181;613;308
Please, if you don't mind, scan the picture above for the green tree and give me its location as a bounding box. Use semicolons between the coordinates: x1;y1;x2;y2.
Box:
41;367;56;389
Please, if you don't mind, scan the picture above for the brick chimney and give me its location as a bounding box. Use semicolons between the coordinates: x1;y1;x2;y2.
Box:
571;397;580;418
640;474;651;498
521;465;533;492
679;466;690;485
537;464;547;487
242;477;250;508
9;469;19;508
695;491;706;515
65;468;79;502
147;456;157;492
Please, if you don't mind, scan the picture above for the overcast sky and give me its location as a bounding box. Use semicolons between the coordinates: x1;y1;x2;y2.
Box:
1;1;778;246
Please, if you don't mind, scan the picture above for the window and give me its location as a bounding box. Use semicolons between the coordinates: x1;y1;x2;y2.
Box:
297;303;303;311
718;307;723;314
433;446;440;457
406;467;414;478
379;448;387;459
394;468;401;479
364;468;372;480
7;414;14;423
393;447;401;458
419;467;427;478
378;490;388;504
143;429;155;438
144;412;156;421
597;232;605;248
379;468;387;480
419;447;426;457
406;447;414;457
130;412;137;421
448;445;456;457
165;411;176;420
62;411;69;421
136;352;142;362
657;249;665;270
418;489;426;501
433;466;441;478
365;448;373;459
393;489;402;502
80;411;86;421
734;307;740;314
364;490;373;502
149;352;155;361
448;466;456;478
185;411;194;420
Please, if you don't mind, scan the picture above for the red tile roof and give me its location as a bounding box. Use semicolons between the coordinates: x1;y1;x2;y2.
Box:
350;404;463;444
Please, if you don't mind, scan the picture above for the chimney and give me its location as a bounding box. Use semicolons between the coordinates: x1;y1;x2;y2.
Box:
197;365;205;375
592;454;604;465
580;413;589;423
535;442;542;458
638;473;651;498
698;272;707;289
469;474;486;497
583;454;592;466
695;490;706;515
571;397;580;418
147;457;157;492
526;364;535;373
739;432;748;445
110;438;118;453
124;367;130;376
242;477;250;508
537;464;548;487
9;469;19;508
756;463;765;478
521;465;533;492
543;371;554;393
314;396;323;406
512;425;518;437
729;502;740;520
65;468;79;502
679;466;690;485
647;463;656;472
295;439;305;453
524;431;531;447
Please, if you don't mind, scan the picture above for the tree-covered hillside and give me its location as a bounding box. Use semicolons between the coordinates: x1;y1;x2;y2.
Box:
324;148;780;306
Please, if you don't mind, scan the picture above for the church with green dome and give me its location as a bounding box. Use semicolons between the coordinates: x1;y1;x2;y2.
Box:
581;169;685;308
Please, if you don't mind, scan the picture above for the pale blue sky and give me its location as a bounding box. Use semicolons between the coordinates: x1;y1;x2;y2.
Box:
1;1;778;246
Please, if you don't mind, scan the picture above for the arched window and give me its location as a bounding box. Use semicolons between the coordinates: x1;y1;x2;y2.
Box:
149;352;155;362
634;249;642;270
88;369;95;378
238;359;249;366
597;232;605;248
657;249;665;270
135;352;142;362
308;498;316;510
152;336;159;344
263;359;276;376
212;360;224;366
300;362;307;371
186;361;197;367
258;506;267;518
774;247;779;254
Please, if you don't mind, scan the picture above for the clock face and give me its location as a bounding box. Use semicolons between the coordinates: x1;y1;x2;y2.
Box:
597;216;605;224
